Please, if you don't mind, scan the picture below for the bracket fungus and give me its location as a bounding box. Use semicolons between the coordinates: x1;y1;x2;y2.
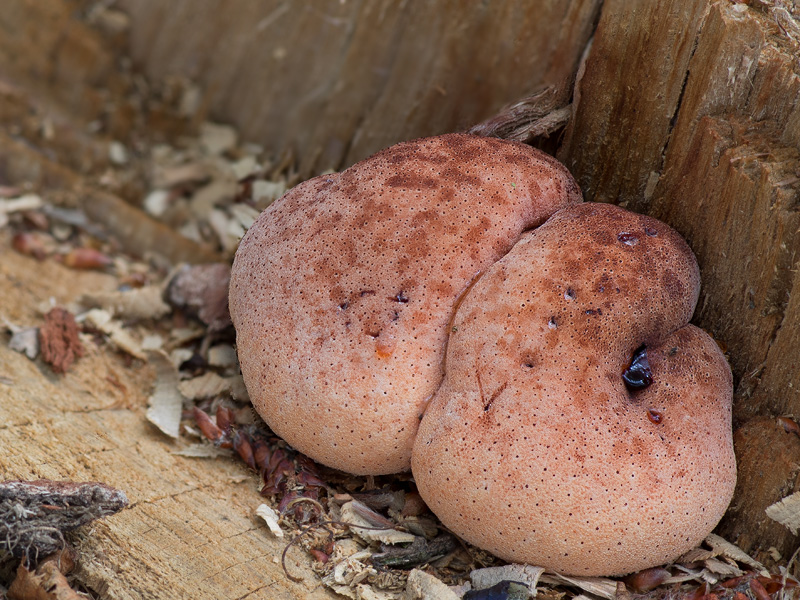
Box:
412;202;736;576
229;133;581;474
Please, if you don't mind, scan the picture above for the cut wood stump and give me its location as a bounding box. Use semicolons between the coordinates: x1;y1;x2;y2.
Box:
1;0;799;595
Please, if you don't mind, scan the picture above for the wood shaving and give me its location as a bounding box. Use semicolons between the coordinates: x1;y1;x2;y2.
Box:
81;286;171;321
471;564;544;596
83;308;146;360
766;491;800;535
0;193;44;214
177;372;234;400
406;569;461;600
539;573;618;600
171;444;230;458
145;351;185;439
705;533;769;575
339;501;416;545
255;504;284;538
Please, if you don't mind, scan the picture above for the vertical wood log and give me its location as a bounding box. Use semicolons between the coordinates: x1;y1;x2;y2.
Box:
119;0;601;175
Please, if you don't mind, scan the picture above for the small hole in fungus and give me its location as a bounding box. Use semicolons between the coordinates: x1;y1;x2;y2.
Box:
564;289;576;301
623;345;653;391
618;232;639;246
645;226;658;237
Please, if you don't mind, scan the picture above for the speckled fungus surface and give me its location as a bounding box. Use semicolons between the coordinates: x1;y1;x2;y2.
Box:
412;202;736;576
229;133;581;475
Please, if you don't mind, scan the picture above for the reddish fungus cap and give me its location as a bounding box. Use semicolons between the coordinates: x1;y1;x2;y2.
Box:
412;203;736;576
229;133;581;475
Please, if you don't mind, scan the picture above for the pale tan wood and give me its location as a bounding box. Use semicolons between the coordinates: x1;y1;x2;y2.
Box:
559;0;710;204
119;0;601;176
0;249;334;600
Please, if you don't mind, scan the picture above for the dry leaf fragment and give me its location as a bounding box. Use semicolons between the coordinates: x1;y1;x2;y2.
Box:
255;504;284;538
38;308;84;374
705;533;768;575
165;263;232;331
7;546;80;600
145;351;184;439
177;372;234;400
471;564;544;597
766;491;800;535
703;557;743;577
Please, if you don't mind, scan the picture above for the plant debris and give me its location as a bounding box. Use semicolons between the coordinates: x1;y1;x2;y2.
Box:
38;308;84;374
6;546;82;600
766;492;800;535
0;480;128;564
255;504;285;538
145;351;185;439
0;26;797;597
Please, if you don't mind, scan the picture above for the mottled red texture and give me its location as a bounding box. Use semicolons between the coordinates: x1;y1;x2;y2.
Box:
229;134;581;474
39;308;84;374
412;203;736;576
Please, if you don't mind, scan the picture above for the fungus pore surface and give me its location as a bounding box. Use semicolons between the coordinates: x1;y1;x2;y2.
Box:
229;133;581;474
412;202;736;576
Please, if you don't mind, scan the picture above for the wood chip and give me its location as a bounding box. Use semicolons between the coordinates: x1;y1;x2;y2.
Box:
207;344;238;368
